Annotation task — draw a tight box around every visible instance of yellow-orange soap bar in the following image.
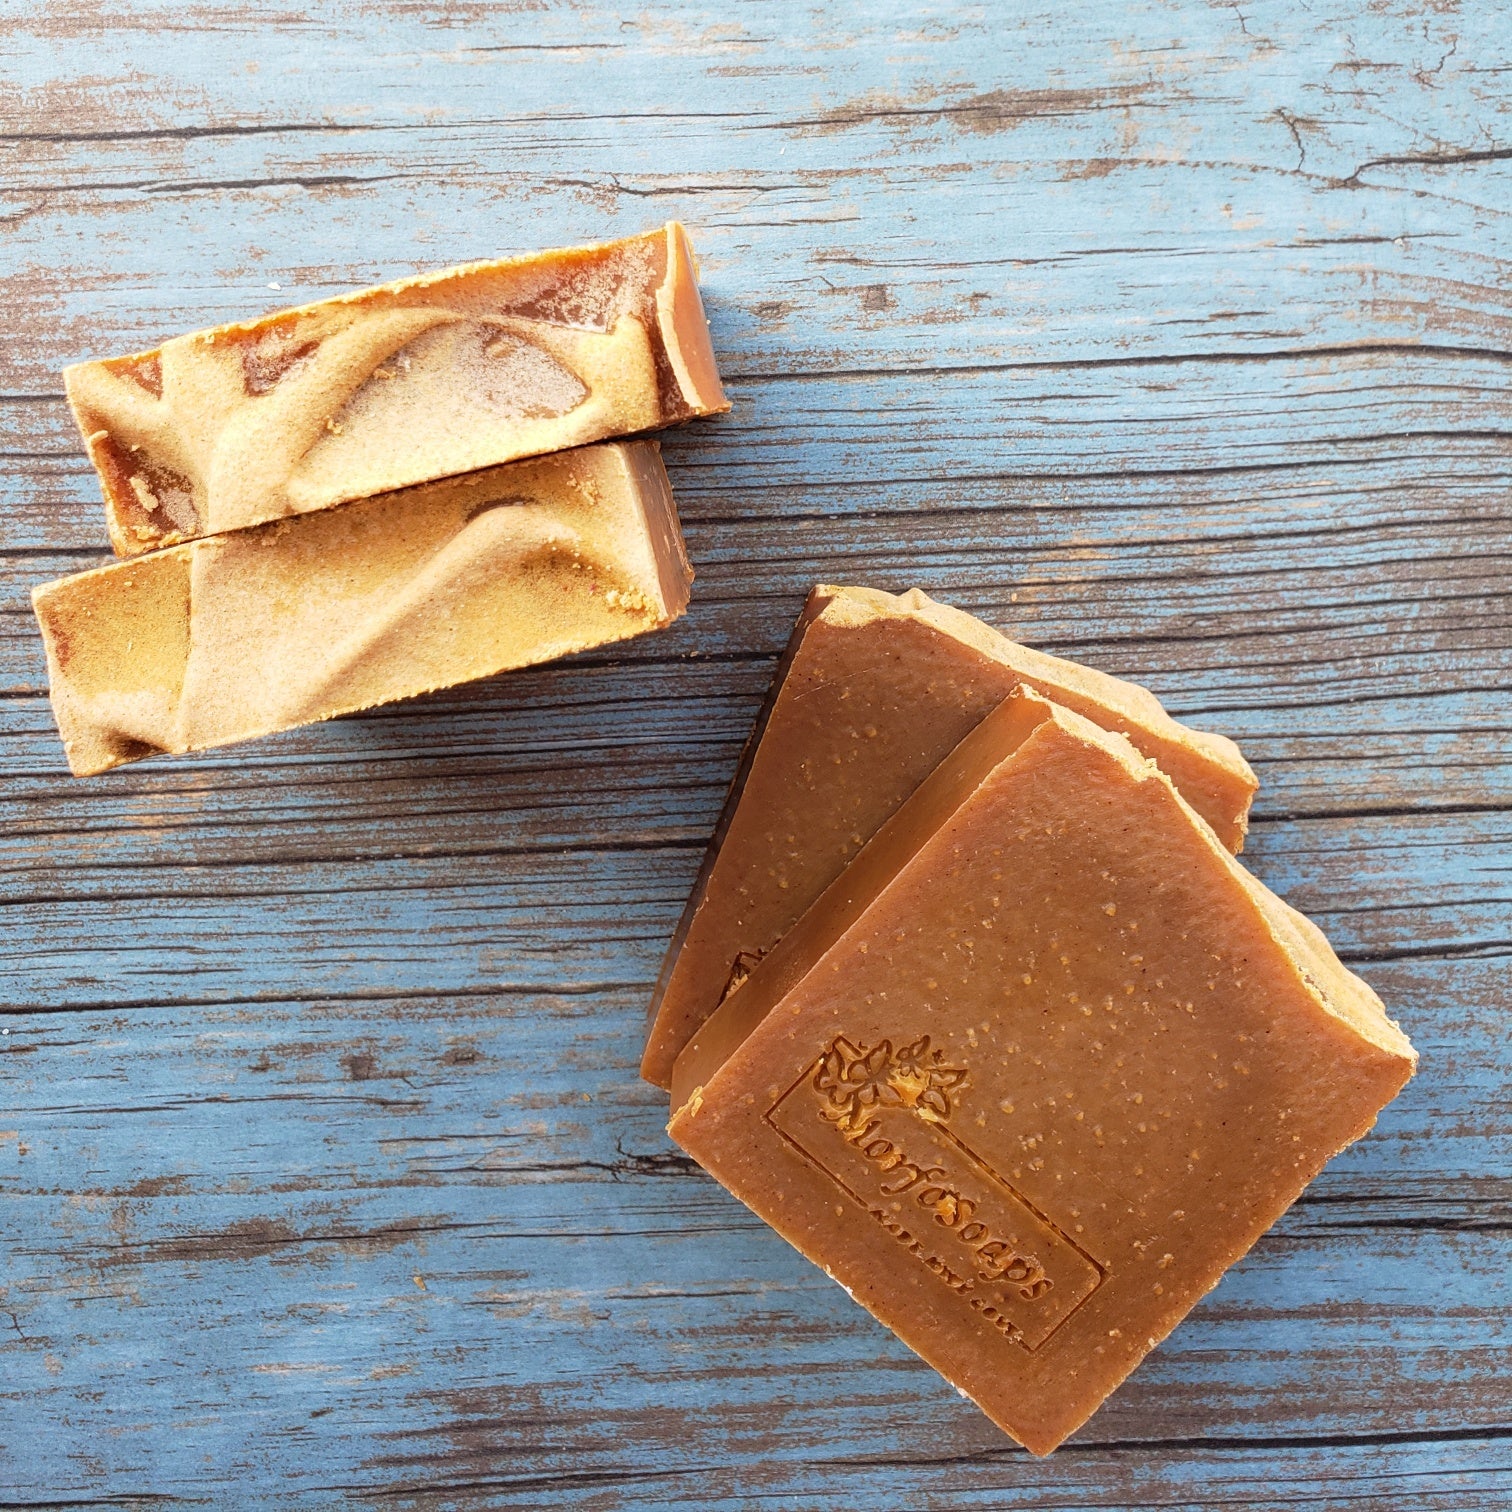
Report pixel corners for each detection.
[64,223,727,556]
[669,691,1415,1454]
[33,441,691,776]
[641,583,1258,1088]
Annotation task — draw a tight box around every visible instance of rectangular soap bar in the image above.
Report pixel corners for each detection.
[64,222,727,557]
[32,440,692,776]
[641,584,1258,1088]
[668,690,1415,1455]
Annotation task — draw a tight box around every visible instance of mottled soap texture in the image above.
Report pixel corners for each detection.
[64,223,725,555]
[1,0,1508,1507]
[33,442,692,774]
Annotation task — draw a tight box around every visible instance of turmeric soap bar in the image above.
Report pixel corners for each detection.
[33,441,692,776]
[64,223,727,557]
[640,584,1258,1088]
[669,691,1415,1455]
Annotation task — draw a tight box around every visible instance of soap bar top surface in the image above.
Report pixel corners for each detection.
[32,440,692,777]
[668,692,1414,1455]
[64,222,727,557]
[640,583,1259,1088]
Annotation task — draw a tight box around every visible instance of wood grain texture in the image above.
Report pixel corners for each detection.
[1,1,1508,1506]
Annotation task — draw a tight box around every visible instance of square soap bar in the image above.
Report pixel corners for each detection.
[33,440,692,776]
[641,583,1258,1088]
[668,691,1415,1454]
[64,223,727,556]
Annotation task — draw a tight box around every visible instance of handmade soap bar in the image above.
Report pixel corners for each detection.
[668,691,1415,1455]
[641,584,1258,1088]
[33,441,692,776]
[65,222,727,557]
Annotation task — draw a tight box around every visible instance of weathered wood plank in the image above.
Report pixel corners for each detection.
[0,977,1506,1503]
[12,370,1512,543]
[1,684,1508,881]
[3,2,1511,370]
[0,807,1504,994]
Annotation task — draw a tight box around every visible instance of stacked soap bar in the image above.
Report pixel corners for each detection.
[642,583,1259,1088]
[36,224,725,773]
[35,442,690,776]
[64,223,726,556]
[650,586,1415,1454]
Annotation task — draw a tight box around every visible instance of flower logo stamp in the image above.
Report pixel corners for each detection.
[813,1035,968,1129]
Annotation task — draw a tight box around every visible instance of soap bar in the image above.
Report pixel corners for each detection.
[668,691,1415,1455]
[64,222,727,557]
[641,584,1258,1088]
[32,440,692,776]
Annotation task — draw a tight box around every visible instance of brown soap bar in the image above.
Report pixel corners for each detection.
[65,222,727,557]
[641,584,1258,1088]
[668,691,1415,1455]
[32,440,691,776]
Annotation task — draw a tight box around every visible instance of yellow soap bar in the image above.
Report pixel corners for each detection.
[64,223,727,556]
[33,441,692,776]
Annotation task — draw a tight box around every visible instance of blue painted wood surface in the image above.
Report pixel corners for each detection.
[1,2,1508,1505]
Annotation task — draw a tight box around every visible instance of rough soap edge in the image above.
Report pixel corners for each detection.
[639,585,838,1088]
[616,439,695,621]
[657,223,731,416]
[62,224,686,361]
[817,583,1258,848]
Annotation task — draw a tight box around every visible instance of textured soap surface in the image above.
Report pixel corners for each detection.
[33,441,692,776]
[668,692,1415,1455]
[64,223,727,556]
[641,583,1259,1088]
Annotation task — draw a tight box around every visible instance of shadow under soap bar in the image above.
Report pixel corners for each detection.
[641,583,1259,1088]
[65,222,727,556]
[33,440,692,776]
[668,691,1415,1454]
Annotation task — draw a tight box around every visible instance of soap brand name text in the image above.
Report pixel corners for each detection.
[822,1095,1053,1300]
[767,1034,1105,1351]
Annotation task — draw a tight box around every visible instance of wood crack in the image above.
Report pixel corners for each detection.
[724,339,1512,384]
[835,1421,1512,1469]
[1345,145,1512,186]
[0,982,651,1016]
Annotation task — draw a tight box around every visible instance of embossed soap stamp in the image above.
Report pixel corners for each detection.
[767,1034,1106,1350]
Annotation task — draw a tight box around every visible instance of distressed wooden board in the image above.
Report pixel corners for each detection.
[1,1,1508,1506]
